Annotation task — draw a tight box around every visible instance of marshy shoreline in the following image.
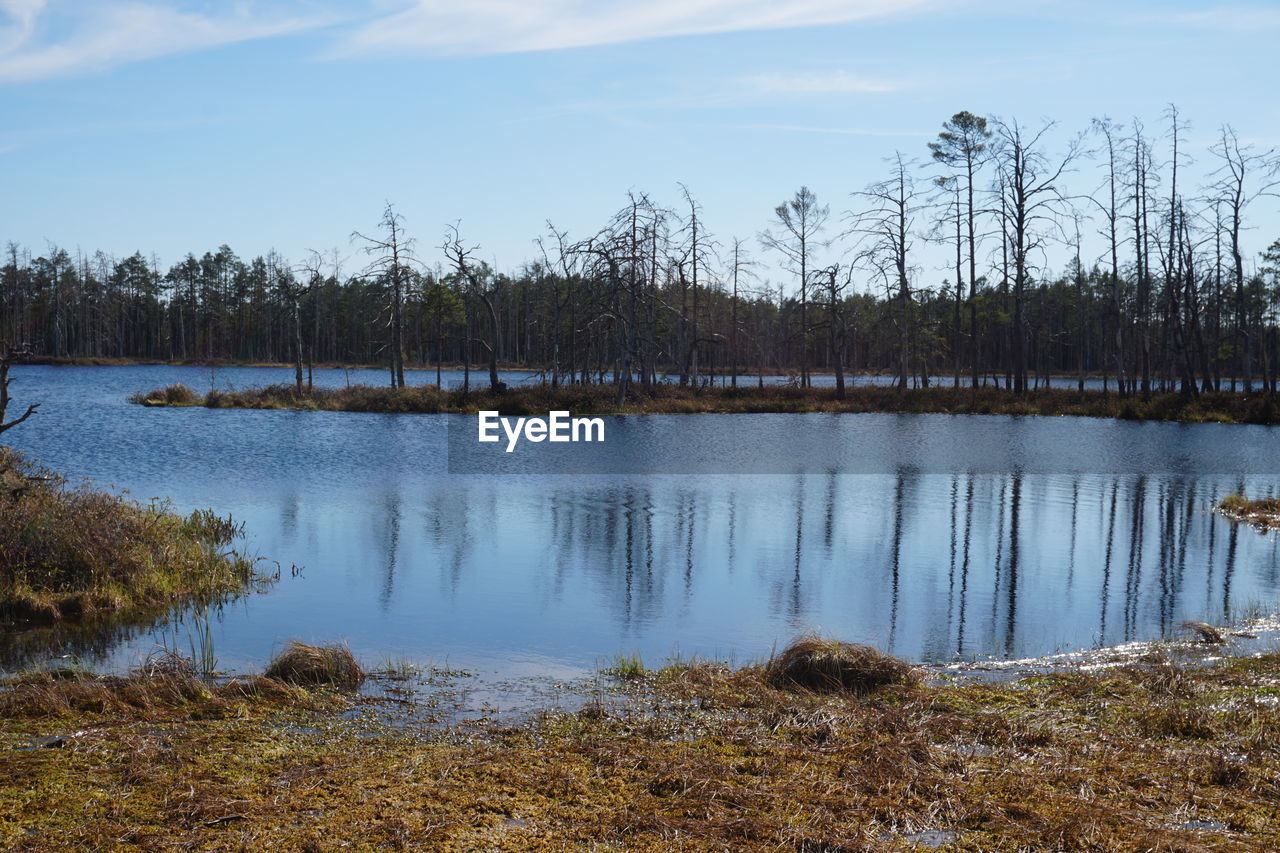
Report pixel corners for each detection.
[131,381,1280,424]
[2,628,1278,851]
[0,449,268,627]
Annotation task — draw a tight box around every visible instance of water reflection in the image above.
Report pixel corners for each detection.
[4,366,1280,677]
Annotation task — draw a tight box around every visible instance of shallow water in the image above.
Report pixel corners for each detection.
[4,364,1280,681]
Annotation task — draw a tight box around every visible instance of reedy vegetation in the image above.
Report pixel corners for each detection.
[2,109,1279,401]
[0,449,259,624]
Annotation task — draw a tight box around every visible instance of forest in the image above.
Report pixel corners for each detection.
[3,110,1279,402]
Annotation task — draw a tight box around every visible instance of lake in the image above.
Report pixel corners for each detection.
[4,364,1280,681]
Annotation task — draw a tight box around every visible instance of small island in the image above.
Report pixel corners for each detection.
[130,380,1280,424]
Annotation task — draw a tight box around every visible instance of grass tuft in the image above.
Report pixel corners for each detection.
[765,633,919,695]
[606,652,647,681]
[128,383,199,406]
[264,641,365,691]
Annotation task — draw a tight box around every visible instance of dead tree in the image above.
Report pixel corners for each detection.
[353,203,416,388]
[1089,117,1128,396]
[851,156,920,389]
[761,187,828,388]
[1210,125,1280,394]
[992,119,1080,394]
[1,342,38,437]
[443,223,503,393]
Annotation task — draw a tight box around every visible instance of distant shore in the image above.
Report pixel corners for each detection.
[18,355,1183,382]
[127,381,1280,424]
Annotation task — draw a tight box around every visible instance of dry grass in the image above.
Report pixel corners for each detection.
[264,641,365,691]
[0,449,259,624]
[129,383,199,406]
[129,381,1280,423]
[1216,494,1280,529]
[1181,621,1228,644]
[2,648,1279,850]
[0,665,316,721]
[765,633,920,694]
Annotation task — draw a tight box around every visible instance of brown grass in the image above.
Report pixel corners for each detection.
[128,383,198,406]
[1181,621,1227,644]
[264,641,365,691]
[765,633,920,694]
[1216,494,1280,529]
[0,449,259,624]
[2,649,1279,850]
[128,381,1280,423]
[0,665,315,720]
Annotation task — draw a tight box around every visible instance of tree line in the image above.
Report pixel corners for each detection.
[3,108,1279,401]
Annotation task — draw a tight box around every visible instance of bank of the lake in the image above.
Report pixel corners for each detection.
[131,381,1280,424]
[2,635,1277,852]
[0,449,264,626]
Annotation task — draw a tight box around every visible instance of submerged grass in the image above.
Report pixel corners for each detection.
[606,652,647,681]
[3,637,1279,850]
[129,381,1280,423]
[0,449,262,625]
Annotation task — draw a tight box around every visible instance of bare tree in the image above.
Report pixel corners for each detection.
[1089,117,1128,396]
[851,155,920,389]
[820,263,855,398]
[443,223,503,393]
[353,203,416,388]
[0,342,38,437]
[761,186,828,388]
[1210,125,1280,393]
[727,237,757,388]
[992,119,1081,394]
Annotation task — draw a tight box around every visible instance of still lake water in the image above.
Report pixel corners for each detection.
[4,364,1280,679]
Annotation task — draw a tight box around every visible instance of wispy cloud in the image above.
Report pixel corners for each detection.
[1136,4,1280,31]
[339,0,938,56]
[0,1,335,84]
[740,70,899,95]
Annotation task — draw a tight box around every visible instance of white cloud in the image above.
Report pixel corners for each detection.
[1158,5,1280,31]
[740,70,899,95]
[340,0,937,56]
[0,1,333,84]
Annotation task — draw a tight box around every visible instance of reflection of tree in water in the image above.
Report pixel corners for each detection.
[377,490,402,612]
[544,484,668,631]
[422,488,473,599]
[43,471,1258,671]
[520,471,1252,661]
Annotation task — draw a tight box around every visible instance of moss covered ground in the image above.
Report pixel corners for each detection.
[2,646,1278,851]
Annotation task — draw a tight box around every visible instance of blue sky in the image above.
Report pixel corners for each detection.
[1,0,1278,288]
